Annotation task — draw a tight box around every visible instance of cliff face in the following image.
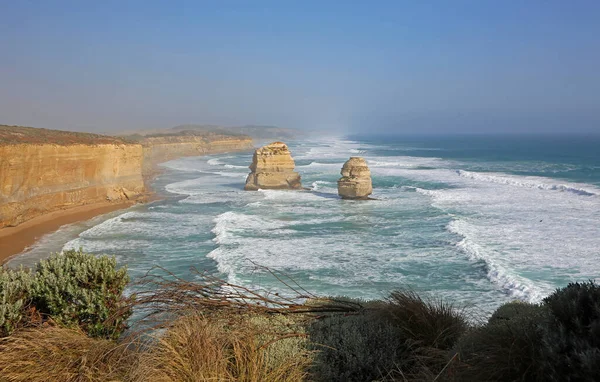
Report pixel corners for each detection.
[0,143,145,228]
[0,125,254,229]
[141,135,254,175]
[244,142,302,191]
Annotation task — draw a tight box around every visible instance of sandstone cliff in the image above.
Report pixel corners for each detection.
[0,141,145,228]
[141,134,254,175]
[0,125,254,229]
[244,142,302,191]
[337,157,373,199]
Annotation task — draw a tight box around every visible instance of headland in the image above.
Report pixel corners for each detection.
[0,124,265,262]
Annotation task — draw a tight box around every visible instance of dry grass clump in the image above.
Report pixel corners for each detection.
[380,290,469,379]
[131,313,311,382]
[0,313,312,382]
[0,325,136,382]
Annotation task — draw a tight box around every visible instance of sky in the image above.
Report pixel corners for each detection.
[1,1,599,135]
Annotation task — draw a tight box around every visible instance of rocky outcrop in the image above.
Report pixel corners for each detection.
[0,143,145,228]
[244,142,302,191]
[337,157,373,199]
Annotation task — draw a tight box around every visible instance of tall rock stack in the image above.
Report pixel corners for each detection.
[337,157,373,199]
[244,142,302,191]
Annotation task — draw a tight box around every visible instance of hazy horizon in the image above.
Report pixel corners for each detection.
[1,1,599,135]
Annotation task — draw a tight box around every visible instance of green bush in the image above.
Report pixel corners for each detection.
[458,284,600,381]
[539,281,600,380]
[0,250,131,339]
[30,249,131,339]
[308,310,404,382]
[306,292,468,381]
[488,300,545,324]
[0,267,34,336]
[457,301,548,381]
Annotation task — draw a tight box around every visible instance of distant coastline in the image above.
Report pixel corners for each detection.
[0,124,278,263]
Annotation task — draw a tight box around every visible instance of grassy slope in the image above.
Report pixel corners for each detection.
[0,125,129,146]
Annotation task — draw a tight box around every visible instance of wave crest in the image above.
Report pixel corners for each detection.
[456,170,597,196]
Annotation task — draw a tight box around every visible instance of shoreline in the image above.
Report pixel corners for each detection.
[0,201,139,264]
[0,146,255,265]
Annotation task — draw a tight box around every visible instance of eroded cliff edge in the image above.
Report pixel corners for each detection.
[0,126,146,228]
[0,126,254,229]
[139,133,254,177]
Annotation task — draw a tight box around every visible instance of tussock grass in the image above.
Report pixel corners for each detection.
[377,290,469,380]
[0,325,136,382]
[383,290,469,350]
[131,313,311,382]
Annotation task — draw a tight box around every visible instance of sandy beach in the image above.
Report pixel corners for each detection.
[0,201,137,264]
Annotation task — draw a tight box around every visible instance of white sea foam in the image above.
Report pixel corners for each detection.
[447,220,547,302]
[212,171,247,178]
[211,211,290,246]
[311,180,336,192]
[165,178,205,195]
[207,158,224,166]
[409,168,600,301]
[297,161,343,170]
[259,189,327,202]
[456,170,598,196]
[180,192,237,205]
[368,157,446,168]
[72,211,211,241]
[225,164,247,169]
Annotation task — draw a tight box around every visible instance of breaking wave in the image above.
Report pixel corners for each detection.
[456,170,598,196]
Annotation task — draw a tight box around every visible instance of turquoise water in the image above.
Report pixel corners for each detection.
[10,135,600,314]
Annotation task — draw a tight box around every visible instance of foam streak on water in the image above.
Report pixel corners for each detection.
[8,136,600,313]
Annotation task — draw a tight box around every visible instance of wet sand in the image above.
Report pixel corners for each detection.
[0,201,137,264]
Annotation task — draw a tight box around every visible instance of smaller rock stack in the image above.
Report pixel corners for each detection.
[244,142,302,191]
[337,157,373,199]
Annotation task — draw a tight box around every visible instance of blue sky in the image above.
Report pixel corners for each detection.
[1,1,599,134]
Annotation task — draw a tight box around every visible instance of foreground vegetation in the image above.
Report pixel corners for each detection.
[1,250,599,381]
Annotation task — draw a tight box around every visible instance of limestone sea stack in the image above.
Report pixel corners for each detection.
[244,142,302,191]
[337,157,373,199]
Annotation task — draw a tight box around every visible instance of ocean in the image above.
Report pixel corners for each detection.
[9,134,600,314]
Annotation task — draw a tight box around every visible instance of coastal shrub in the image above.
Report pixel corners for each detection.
[458,283,600,381]
[488,300,545,324]
[308,309,405,382]
[456,301,548,381]
[29,249,132,339]
[307,292,468,381]
[131,312,311,382]
[538,281,600,380]
[0,326,136,382]
[0,267,34,336]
